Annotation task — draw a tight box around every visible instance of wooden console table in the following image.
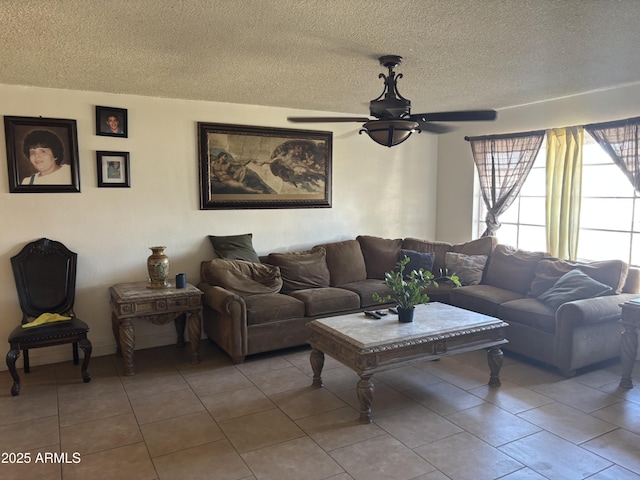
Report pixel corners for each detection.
[109,281,203,375]
[620,300,640,388]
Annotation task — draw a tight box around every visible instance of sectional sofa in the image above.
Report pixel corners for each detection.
[198,234,639,376]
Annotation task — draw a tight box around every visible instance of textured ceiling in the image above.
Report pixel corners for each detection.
[2,0,640,117]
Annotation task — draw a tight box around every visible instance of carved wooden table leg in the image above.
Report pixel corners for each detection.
[119,318,136,376]
[619,318,639,389]
[488,346,503,387]
[79,337,92,383]
[310,348,325,388]
[174,314,186,348]
[187,309,201,364]
[111,313,122,357]
[357,374,375,424]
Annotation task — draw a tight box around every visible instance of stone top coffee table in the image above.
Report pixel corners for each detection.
[307,302,509,423]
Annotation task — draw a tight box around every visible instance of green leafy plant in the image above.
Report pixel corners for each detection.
[373,256,461,309]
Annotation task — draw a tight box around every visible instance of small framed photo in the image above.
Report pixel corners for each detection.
[96,106,128,137]
[4,116,81,193]
[96,151,130,187]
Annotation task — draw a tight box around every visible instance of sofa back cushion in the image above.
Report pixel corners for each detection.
[445,252,488,286]
[537,269,612,310]
[266,247,330,293]
[401,238,453,276]
[357,235,402,279]
[529,257,629,297]
[201,258,282,295]
[316,239,367,286]
[484,244,548,294]
[451,236,498,257]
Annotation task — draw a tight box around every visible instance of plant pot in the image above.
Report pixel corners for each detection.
[397,306,415,323]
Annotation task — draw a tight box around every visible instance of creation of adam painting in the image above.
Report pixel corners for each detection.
[198,123,332,209]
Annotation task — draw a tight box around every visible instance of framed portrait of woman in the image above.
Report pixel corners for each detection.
[4,116,81,193]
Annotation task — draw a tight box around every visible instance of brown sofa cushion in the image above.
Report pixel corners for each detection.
[529,257,629,297]
[245,293,305,326]
[201,258,282,295]
[357,235,403,279]
[484,245,548,295]
[316,239,367,287]
[444,252,487,286]
[451,236,498,256]
[289,287,360,316]
[208,233,260,263]
[267,247,330,293]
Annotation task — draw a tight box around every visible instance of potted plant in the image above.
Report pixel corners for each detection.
[373,255,461,323]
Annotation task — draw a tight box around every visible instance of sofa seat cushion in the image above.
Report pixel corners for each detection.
[357,235,402,279]
[498,298,556,334]
[289,287,360,316]
[484,245,548,295]
[316,239,367,287]
[340,279,394,308]
[266,247,330,293]
[450,284,525,317]
[245,293,305,326]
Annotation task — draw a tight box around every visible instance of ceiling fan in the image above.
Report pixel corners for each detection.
[288,55,497,147]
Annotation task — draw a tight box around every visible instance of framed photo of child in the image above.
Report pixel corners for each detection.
[96,106,128,138]
[96,151,130,187]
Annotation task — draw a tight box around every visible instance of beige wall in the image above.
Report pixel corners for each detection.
[436,82,640,244]
[0,84,439,369]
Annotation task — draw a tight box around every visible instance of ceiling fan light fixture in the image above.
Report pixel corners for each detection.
[360,120,421,147]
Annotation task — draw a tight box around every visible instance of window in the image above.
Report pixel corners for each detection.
[476,134,640,267]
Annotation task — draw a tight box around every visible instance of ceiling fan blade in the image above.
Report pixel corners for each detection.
[417,122,457,134]
[410,110,497,122]
[287,116,371,123]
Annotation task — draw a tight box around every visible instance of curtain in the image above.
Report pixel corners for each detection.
[466,131,545,237]
[546,126,583,260]
[585,116,640,192]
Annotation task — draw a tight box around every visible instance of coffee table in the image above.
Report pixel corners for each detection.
[307,302,509,423]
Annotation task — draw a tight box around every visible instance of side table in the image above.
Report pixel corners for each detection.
[620,300,640,388]
[109,281,203,375]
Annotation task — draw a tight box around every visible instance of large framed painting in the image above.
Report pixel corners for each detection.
[198,123,332,209]
[4,116,81,193]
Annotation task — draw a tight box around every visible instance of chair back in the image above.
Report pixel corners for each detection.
[11,238,77,322]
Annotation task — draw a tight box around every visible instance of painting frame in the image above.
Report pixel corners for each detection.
[96,150,130,188]
[198,122,332,210]
[4,116,81,193]
[95,105,128,138]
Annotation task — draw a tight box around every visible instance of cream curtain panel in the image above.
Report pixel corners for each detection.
[546,126,583,260]
[585,116,640,192]
[467,131,545,237]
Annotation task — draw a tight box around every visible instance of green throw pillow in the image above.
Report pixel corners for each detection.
[538,269,612,310]
[208,233,260,263]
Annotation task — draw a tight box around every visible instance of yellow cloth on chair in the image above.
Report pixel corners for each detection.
[22,313,72,329]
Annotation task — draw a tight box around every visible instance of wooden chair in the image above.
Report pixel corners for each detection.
[6,238,91,396]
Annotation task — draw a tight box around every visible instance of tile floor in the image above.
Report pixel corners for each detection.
[1,341,639,480]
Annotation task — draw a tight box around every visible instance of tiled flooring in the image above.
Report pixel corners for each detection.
[1,341,640,480]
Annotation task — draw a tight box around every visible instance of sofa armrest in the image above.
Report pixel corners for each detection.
[556,293,638,327]
[199,283,243,313]
[198,282,248,363]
